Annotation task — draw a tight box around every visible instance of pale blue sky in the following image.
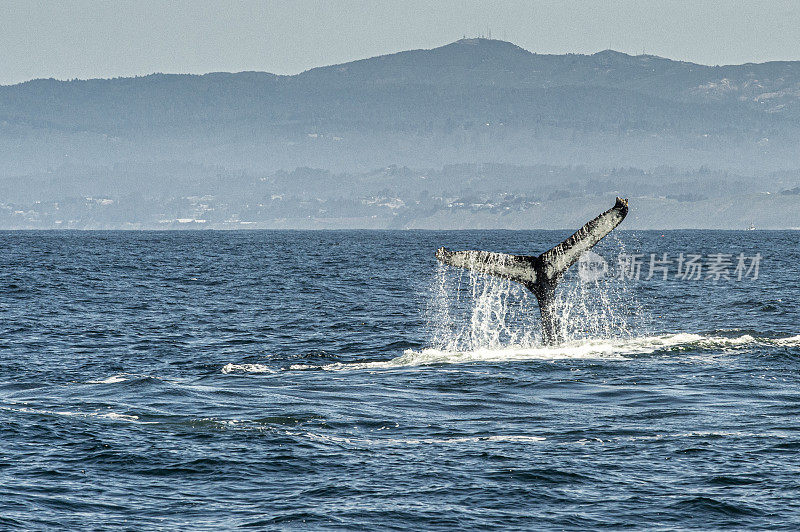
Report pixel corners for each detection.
[2,0,800,85]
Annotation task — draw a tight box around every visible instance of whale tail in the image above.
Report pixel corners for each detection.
[436,197,628,344]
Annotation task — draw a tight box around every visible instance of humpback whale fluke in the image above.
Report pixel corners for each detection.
[436,197,629,345]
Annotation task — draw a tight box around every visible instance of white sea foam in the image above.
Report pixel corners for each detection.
[700,334,755,346]
[101,412,142,422]
[287,332,799,372]
[221,363,275,374]
[290,430,545,447]
[288,364,316,370]
[773,335,800,346]
[1,404,149,424]
[87,374,128,384]
[313,334,689,370]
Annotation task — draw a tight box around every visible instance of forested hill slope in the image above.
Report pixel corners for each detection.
[1,39,799,176]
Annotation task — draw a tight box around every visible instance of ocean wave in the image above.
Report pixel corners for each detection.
[286,332,799,371]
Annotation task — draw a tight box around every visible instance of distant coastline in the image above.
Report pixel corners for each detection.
[2,39,799,230]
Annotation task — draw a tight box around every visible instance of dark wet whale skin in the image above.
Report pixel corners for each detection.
[437,198,629,344]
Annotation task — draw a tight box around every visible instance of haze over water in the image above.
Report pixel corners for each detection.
[2,229,799,529]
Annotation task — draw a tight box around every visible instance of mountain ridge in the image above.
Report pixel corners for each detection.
[1,38,799,195]
[11,37,800,88]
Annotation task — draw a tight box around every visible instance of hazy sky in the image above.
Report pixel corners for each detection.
[2,0,800,85]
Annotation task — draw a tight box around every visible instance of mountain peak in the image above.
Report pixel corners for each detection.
[453,37,519,47]
[298,38,534,83]
[594,49,632,58]
[441,38,531,56]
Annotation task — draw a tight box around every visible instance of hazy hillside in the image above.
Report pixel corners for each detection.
[1,39,799,228]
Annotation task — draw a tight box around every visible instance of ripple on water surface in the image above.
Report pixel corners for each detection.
[1,230,800,529]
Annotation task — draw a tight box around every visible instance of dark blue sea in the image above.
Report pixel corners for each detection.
[2,230,799,530]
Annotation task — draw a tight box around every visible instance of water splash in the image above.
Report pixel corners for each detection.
[426,247,641,350]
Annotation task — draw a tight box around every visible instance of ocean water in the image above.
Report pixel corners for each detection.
[1,230,799,530]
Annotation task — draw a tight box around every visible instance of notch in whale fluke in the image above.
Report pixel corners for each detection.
[436,197,628,345]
